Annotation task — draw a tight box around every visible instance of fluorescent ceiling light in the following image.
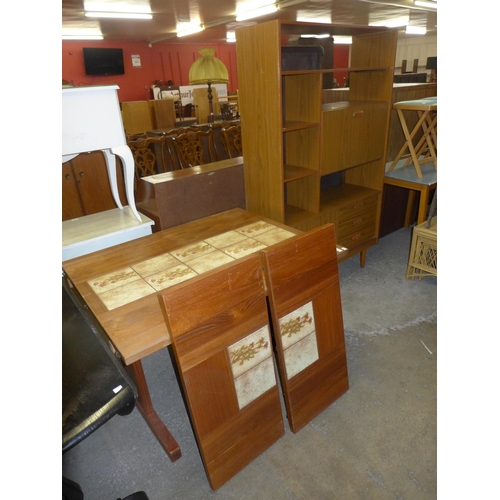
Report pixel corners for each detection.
[414,0,437,8]
[84,2,151,13]
[370,15,409,28]
[177,24,205,37]
[300,33,330,39]
[333,36,352,44]
[85,11,152,19]
[236,4,278,22]
[62,34,104,40]
[297,14,331,24]
[405,25,427,34]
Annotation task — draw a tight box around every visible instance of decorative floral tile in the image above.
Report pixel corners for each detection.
[278,302,316,350]
[221,238,267,259]
[88,267,141,294]
[146,264,198,291]
[283,332,319,380]
[204,230,248,249]
[233,357,277,410]
[253,227,296,246]
[97,280,156,310]
[235,221,276,237]
[131,252,182,277]
[228,326,272,379]
[170,241,216,263]
[186,250,235,274]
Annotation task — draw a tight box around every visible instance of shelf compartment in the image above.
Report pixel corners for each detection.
[284,164,317,183]
[282,73,322,124]
[286,175,320,215]
[320,183,380,211]
[284,183,380,231]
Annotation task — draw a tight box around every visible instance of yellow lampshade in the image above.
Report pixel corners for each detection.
[189,48,229,85]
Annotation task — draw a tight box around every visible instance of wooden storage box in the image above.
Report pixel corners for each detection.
[406,216,437,279]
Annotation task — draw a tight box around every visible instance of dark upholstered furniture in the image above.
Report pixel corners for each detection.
[62,281,138,452]
[63,280,146,499]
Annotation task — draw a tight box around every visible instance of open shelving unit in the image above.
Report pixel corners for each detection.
[236,20,397,265]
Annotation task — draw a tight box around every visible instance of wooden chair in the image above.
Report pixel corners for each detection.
[221,124,243,158]
[170,128,218,169]
[128,135,178,187]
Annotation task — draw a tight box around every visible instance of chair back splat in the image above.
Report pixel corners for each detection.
[171,128,218,169]
[221,124,243,158]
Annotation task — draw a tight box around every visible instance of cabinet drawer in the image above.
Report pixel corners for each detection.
[337,196,378,224]
[337,209,377,239]
[337,224,377,248]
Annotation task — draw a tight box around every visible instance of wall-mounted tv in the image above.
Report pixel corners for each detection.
[83,48,125,76]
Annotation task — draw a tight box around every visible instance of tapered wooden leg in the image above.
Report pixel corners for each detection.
[360,249,367,268]
[127,360,182,462]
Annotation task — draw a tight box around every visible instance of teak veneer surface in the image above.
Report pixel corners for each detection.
[160,255,284,490]
[62,209,301,365]
[261,223,349,432]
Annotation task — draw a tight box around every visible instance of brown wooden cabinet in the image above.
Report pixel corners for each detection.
[236,20,397,265]
[62,151,127,221]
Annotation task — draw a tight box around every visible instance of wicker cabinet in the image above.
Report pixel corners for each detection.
[236,20,397,265]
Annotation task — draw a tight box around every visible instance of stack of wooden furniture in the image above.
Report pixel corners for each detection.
[121,99,176,135]
[236,20,397,267]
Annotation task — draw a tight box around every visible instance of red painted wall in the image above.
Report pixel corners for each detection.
[62,40,239,102]
[62,40,349,102]
[333,45,350,87]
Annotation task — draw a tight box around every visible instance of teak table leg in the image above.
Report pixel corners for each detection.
[127,360,182,462]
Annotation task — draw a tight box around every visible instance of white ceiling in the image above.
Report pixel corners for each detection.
[62,0,438,44]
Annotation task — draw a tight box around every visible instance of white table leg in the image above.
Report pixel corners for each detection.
[109,146,142,222]
[102,149,124,210]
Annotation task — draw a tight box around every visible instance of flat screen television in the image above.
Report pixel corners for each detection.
[83,48,125,76]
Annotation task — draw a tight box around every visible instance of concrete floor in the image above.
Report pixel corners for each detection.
[62,227,437,499]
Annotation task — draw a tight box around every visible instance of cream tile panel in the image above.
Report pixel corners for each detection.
[146,264,198,291]
[253,227,297,246]
[228,326,272,379]
[131,253,182,277]
[204,230,248,249]
[235,221,277,237]
[187,250,235,274]
[88,267,141,294]
[233,357,276,410]
[98,280,156,310]
[170,241,216,263]
[283,333,319,380]
[221,238,267,259]
[279,302,316,350]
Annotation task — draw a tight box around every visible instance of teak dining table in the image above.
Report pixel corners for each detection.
[62,208,317,461]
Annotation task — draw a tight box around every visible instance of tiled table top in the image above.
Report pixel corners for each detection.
[63,210,306,364]
[88,221,296,311]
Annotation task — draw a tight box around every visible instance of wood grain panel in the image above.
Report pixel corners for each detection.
[261,223,348,433]
[159,254,284,490]
[236,20,284,222]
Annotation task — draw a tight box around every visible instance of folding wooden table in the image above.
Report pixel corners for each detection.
[388,96,437,179]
